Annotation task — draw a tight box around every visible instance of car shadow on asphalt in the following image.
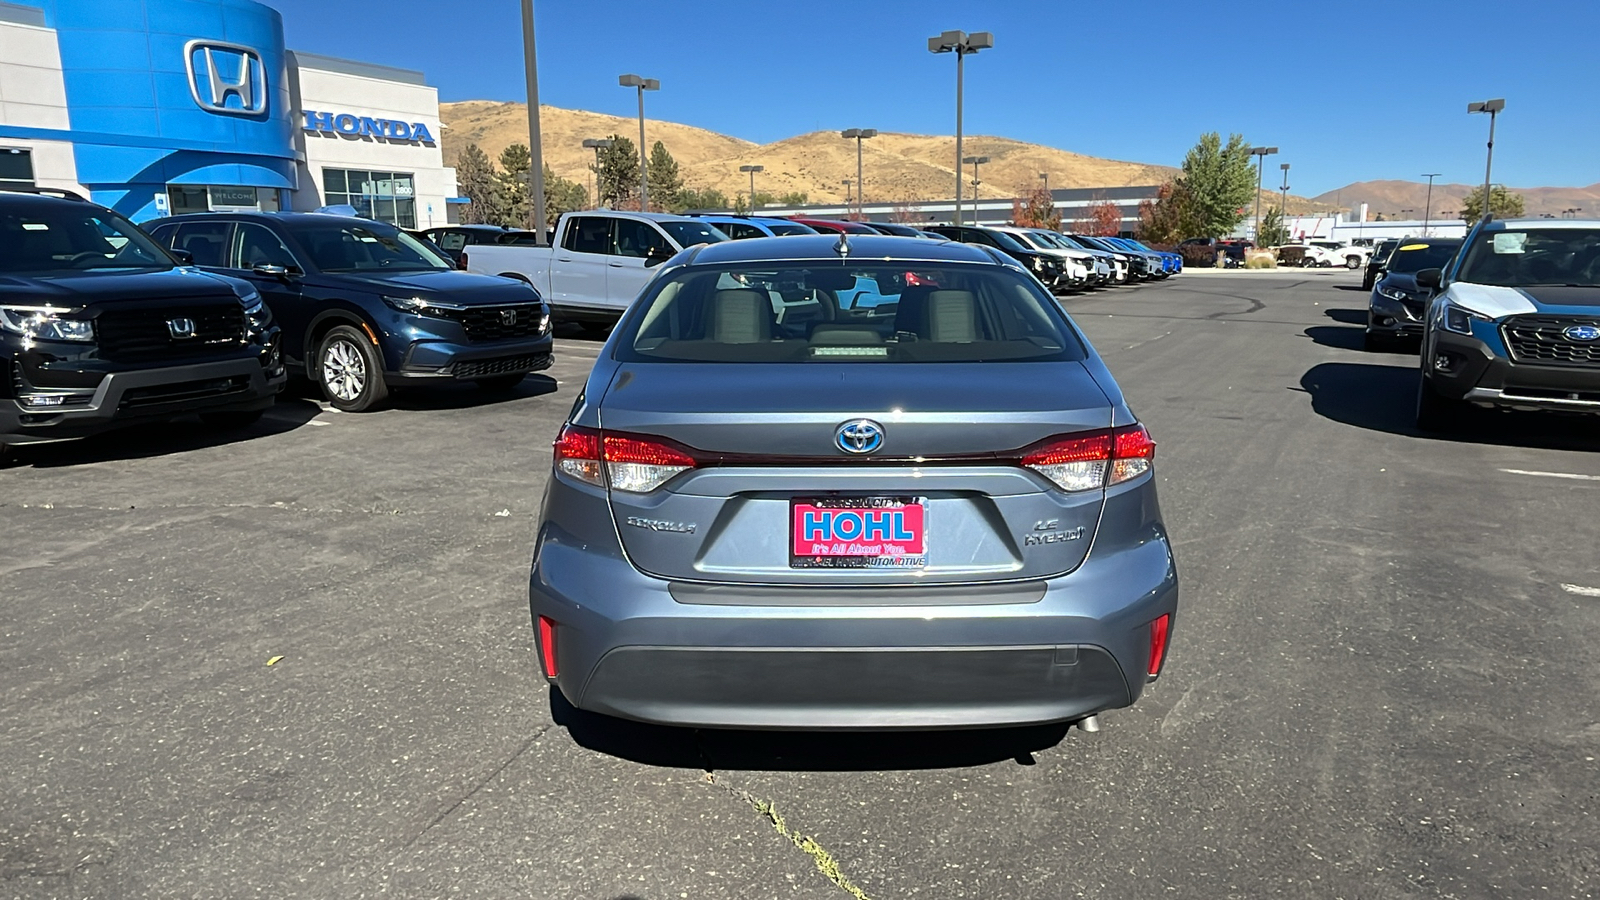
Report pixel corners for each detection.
[1323,308,1368,325]
[551,689,1071,771]
[2,398,324,469]
[386,374,560,411]
[1330,284,1369,292]
[1297,361,1600,450]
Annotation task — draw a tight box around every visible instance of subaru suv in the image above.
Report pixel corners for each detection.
[530,234,1179,730]
[148,212,552,411]
[1,190,283,456]
[1416,219,1600,429]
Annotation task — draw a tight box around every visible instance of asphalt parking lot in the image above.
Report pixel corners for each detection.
[3,272,1598,899]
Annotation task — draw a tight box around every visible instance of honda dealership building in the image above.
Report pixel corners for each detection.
[0,0,461,226]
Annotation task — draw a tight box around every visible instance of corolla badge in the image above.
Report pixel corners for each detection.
[835,419,884,455]
[1562,324,1600,342]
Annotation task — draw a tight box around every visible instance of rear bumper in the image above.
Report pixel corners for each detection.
[529,479,1178,730]
[0,356,283,445]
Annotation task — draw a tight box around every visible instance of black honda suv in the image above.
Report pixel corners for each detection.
[147,212,553,412]
[1,189,284,456]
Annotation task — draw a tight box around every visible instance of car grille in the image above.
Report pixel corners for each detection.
[118,375,250,409]
[1503,315,1600,367]
[452,353,550,379]
[97,303,247,362]
[422,303,544,342]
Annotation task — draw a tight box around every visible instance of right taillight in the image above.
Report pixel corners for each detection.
[1147,613,1171,681]
[552,423,698,493]
[1020,423,1156,492]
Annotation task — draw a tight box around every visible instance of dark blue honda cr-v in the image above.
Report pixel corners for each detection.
[147,212,552,411]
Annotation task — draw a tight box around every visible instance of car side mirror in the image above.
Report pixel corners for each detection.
[1415,268,1443,289]
[644,246,673,267]
[169,248,194,265]
[252,263,300,280]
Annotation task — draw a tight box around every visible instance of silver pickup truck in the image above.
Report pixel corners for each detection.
[462,210,727,324]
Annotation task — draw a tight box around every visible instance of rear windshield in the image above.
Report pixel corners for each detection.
[617,262,1086,364]
[1386,240,1462,274]
[659,221,730,248]
[1455,228,1600,287]
[0,204,173,274]
[765,222,817,236]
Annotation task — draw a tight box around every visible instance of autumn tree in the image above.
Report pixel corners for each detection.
[1459,185,1525,224]
[1137,180,1199,245]
[454,144,500,225]
[1012,185,1061,230]
[1076,198,1123,236]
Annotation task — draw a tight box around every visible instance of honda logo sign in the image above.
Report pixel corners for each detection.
[184,40,266,116]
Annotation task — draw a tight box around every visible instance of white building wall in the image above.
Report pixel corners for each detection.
[290,58,457,228]
[0,19,84,195]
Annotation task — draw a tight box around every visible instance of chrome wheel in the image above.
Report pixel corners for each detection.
[322,338,365,402]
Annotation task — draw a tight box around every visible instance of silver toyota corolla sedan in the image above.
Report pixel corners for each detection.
[529,234,1178,730]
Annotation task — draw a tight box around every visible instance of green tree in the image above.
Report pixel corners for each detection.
[1459,185,1525,224]
[1257,206,1289,247]
[1175,132,1255,238]
[454,144,501,226]
[750,190,775,209]
[543,164,587,227]
[732,192,750,215]
[776,191,809,207]
[677,186,729,211]
[495,143,533,228]
[647,141,684,212]
[595,134,639,209]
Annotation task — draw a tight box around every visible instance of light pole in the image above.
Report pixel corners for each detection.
[841,128,877,219]
[519,0,547,240]
[619,74,659,211]
[928,29,993,226]
[1420,172,1441,236]
[842,179,853,211]
[739,165,764,211]
[582,138,612,207]
[1279,163,1290,239]
[1248,146,1277,241]
[963,155,988,212]
[1039,172,1049,195]
[1467,98,1504,223]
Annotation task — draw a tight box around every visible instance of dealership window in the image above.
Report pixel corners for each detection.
[0,148,34,189]
[165,185,280,214]
[322,169,416,229]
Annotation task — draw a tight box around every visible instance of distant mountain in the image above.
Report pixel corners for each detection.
[439,102,1184,205]
[1314,180,1600,220]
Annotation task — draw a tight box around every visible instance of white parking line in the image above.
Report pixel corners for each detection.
[1561,584,1600,597]
[1498,468,1600,482]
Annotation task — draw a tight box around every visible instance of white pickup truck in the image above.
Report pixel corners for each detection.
[461,210,728,324]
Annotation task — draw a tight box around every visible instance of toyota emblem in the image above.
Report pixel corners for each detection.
[835,419,884,455]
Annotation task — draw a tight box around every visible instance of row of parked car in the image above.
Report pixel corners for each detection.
[1351,219,1600,432]
[450,211,1180,325]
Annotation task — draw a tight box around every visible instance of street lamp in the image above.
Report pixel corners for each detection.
[739,165,764,211]
[840,129,877,219]
[1279,163,1290,239]
[1420,173,1441,236]
[1467,98,1505,223]
[963,155,989,210]
[519,0,547,240]
[582,138,613,207]
[1248,146,1278,241]
[1039,172,1050,195]
[619,74,660,211]
[928,29,993,226]
[842,178,853,209]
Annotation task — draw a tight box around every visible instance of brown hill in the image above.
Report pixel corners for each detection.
[440,101,1331,211]
[1314,179,1600,220]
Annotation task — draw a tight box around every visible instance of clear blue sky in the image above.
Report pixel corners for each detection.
[266,0,1600,196]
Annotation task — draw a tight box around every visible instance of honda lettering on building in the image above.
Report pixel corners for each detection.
[302,111,436,145]
[184,40,267,116]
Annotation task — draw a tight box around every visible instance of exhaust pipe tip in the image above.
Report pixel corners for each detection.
[1075,714,1102,733]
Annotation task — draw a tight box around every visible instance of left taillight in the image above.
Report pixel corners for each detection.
[1147,613,1171,682]
[552,423,697,493]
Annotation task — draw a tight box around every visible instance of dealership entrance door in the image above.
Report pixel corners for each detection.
[167,185,282,213]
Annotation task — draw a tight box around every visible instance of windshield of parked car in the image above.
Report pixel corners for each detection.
[1385,240,1462,274]
[1014,231,1056,250]
[287,220,452,273]
[982,229,1030,252]
[765,222,818,236]
[1373,239,1400,263]
[0,203,173,274]
[1455,228,1600,287]
[618,261,1086,364]
[659,221,730,248]
[1043,233,1089,251]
